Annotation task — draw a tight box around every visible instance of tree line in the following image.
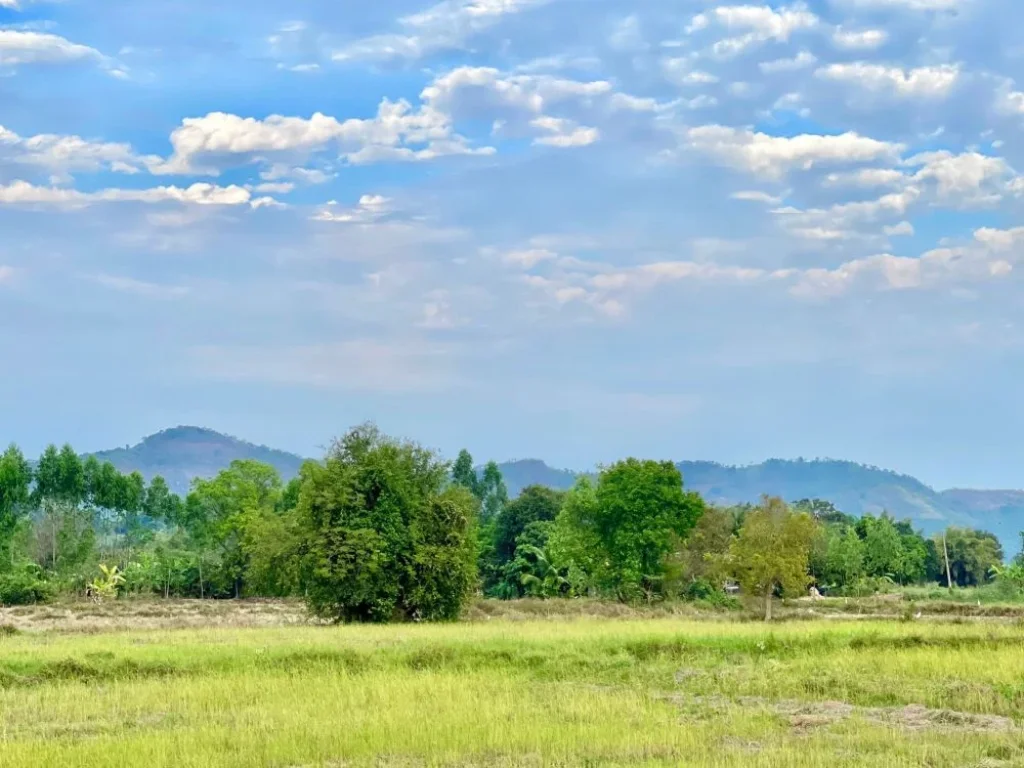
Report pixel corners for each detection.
[0,425,1019,620]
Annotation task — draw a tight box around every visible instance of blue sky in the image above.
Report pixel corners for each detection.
[2,0,1024,489]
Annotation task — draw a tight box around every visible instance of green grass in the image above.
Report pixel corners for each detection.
[2,608,1024,766]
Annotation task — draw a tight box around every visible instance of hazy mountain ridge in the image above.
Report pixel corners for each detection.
[88,426,308,495]
[83,428,1023,554]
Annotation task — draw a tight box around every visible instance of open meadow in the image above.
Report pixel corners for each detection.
[2,600,1024,767]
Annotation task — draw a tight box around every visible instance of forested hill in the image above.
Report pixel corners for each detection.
[84,428,1023,553]
[89,427,307,495]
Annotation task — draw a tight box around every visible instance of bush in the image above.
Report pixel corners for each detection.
[0,565,54,605]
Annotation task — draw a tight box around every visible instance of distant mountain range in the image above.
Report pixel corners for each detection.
[86,427,1024,555]
[90,427,306,496]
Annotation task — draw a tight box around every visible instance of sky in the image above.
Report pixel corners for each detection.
[2,0,1024,489]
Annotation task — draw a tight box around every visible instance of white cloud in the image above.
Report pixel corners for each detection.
[995,83,1024,115]
[705,4,819,57]
[253,182,295,194]
[0,30,101,66]
[731,190,783,204]
[422,66,614,114]
[0,124,161,177]
[662,58,720,85]
[759,50,816,73]
[974,226,1024,250]
[824,168,906,187]
[685,13,709,34]
[816,63,960,98]
[333,0,551,61]
[685,125,902,178]
[158,96,489,175]
[311,194,391,223]
[834,0,963,9]
[884,221,915,236]
[0,180,261,207]
[791,233,1018,299]
[260,164,334,185]
[530,116,599,147]
[906,151,1012,202]
[609,15,646,52]
[501,248,557,268]
[832,27,887,50]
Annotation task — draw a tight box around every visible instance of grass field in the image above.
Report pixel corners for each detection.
[2,602,1024,766]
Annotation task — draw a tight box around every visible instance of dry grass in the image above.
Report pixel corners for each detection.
[1,604,1024,766]
[0,598,312,633]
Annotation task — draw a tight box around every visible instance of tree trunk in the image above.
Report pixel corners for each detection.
[199,561,204,600]
[764,583,774,621]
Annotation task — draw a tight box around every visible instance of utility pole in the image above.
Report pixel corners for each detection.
[942,533,953,590]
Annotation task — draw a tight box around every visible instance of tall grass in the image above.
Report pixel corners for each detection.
[1,618,1023,766]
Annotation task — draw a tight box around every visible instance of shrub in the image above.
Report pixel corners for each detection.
[0,565,54,606]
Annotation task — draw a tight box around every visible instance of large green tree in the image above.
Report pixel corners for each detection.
[494,485,564,564]
[0,445,32,569]
[941,528,1003,587]
[592,459,704,600]
[296,424,477,623]
[450,450,479,497]
[186,459,283,597]
[729,496,816,620]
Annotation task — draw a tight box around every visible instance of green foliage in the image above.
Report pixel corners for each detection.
[941,528,1004,587]
[547,478,608,597]
[296,424,477,623]
[822,526,866,588]
[729,496,816,620]
[403,487,479,621]
[187,459,284,597]
[450,450,479,497]
[592,459,704,600]
[478,461,508,521]
[494,485,564,564]
[0,444,32,568]
[0,563,53,605]
[88,564,126,600]
[667,505,735,592]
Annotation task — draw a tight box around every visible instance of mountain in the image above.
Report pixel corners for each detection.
[83,428,1024,555]
[494,459,581,498]
[90,426,307,495]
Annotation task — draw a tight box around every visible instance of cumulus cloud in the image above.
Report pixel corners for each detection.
[0,180,263,207]
[0,124,161,177]
[815,63,960,98]
[759,50,816,73]
[500,247,557,268]
[824,168,906,187]
[157,98,488,175]
[0,30,102,66]
[884,221,915,236]
[834,0,963,9]
[684,125,902,178]
[905,151,1013,203]
[530,116,599,147]
[698,4,819,57]
[333,0,551,61]
[831,27,888,50]
[311,194,391,223]
[731,190,784,204]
